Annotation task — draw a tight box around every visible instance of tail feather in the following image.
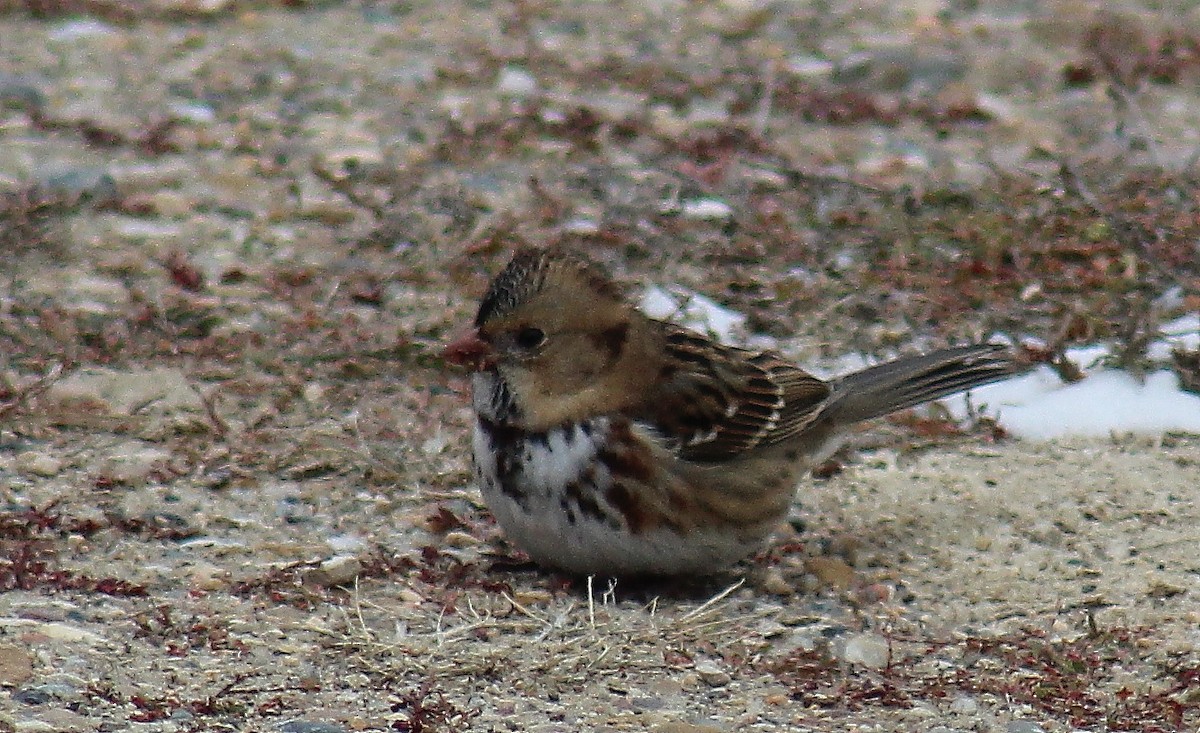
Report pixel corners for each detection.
[823,344,1021,425]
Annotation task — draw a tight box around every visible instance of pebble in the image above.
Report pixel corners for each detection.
[496,66,538,97]
[97,442,172,486]
[48,367,202,416]
[803,557,857,589]
[949,695,978,714]
[1006,722,1045,733]
[442,531,480,548]
[763,691,789,706]
[630,695,668,712]
[11,679,84,709]
[40,169,119,203]
[786,55,835,78]
[12,687,50,705]
[679,198,733,221]
[301,382,325,404]
[304,555,362,588]
[693,661,731,687]
[295,177,358,224]
[840,633,890,669]
[184,561,232,591]
[678,671,702,691]
[0,72,45,108]
[754,619,789,638]
[48,19,115,40]
[756,567,794,595]
[167,100,216,124]
[14,452,62,477]
[111,218,186,241]
[0,645,33,686]
[0,619,108,646]
[145,191,196,218]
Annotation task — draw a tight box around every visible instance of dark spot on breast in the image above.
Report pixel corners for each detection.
[479,416,536,449]
[477,416,540,508]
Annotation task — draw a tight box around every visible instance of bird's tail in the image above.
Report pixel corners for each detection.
[822,343,1022,426]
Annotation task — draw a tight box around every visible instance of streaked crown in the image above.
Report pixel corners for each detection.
[475,246,622,326]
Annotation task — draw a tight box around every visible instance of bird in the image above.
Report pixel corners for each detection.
[443,246,1023,576]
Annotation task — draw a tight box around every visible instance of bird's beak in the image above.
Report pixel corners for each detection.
[442,327,496,371]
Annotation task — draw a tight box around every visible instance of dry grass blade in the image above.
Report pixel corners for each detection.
[678,579,744,624]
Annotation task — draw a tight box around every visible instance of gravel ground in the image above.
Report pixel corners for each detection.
[2,2,1199,732]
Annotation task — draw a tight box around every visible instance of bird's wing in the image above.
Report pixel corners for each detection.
[634,327,831,461]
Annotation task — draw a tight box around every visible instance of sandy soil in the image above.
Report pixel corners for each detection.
[1,1,1198,732]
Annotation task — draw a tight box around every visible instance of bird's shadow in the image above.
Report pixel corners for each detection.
[485,554,757,604]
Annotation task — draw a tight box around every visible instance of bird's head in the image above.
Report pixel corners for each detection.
[444,247,656,429]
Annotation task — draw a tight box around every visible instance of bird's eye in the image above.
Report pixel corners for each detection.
[514,326,546,350]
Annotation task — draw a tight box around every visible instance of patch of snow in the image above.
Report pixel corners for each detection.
[639,285,747,345]
[947,333,1200,440]
[1148,312,1200,359]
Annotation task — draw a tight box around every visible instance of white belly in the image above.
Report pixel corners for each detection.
[472,419,755,575]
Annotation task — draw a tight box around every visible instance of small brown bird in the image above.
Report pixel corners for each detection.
[445,247,1021,575]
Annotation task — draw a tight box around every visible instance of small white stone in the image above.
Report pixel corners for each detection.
[679,198,733,220]
[496,66,538,97]
[49,19,115,40]
[693,661,731,687]
[15,452,62,477]
[48,367,202,416]
[949,695,978,714]
[301,382,325,404]
[305,555,362,588]
[99,442,172,485]
[786,55,835,77]
[0,619,108,646]
[840,633,890,668]
[443,531,480,548]
[561,217,599,235]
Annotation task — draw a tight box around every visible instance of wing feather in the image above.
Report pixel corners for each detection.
[632,326,831,461]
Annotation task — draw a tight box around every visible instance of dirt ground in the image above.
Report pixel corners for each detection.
[2,1,1199,732]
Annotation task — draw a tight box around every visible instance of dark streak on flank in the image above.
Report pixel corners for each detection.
[564,479,617,529]
[596,422,654,484]
[605,483,645,532]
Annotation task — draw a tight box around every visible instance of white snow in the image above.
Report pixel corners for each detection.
[952,365,1200,440]
[945,331,1200,439]
[640,285,748,345]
